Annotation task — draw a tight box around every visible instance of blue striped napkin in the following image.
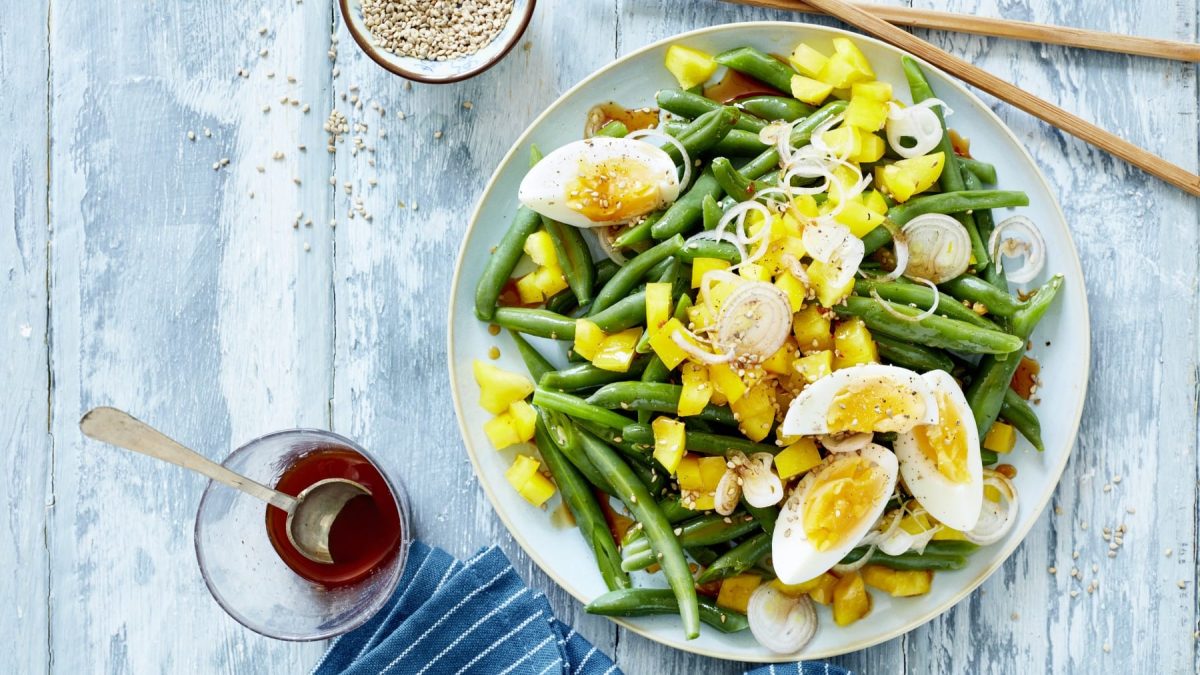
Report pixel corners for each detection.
[314,542,852,675]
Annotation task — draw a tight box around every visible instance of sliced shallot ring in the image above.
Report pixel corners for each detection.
[626,129,693,192]
[988,215,1046,284]
[885,99,953,159]
[670,329,734,365]
[714,467,742,516]
[780,253,811,288]
[747,584,818,655]
[597,226,629,265]
[870,278,939,322]
[714,281,792,360]
[901,213,972,283]
[964,470,1018,545]
[819,432,874,453]
[741,452,785,508]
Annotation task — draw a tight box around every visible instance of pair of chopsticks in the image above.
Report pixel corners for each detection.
[723,0,1200,197]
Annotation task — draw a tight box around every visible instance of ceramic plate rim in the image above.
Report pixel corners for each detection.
[446,21,1091,662]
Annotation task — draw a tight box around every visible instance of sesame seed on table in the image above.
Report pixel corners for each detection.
[0,0,1196,674]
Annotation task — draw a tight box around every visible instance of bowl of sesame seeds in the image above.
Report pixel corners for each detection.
[340,0,534,83]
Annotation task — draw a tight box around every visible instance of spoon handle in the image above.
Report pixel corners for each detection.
[80,407,298,513]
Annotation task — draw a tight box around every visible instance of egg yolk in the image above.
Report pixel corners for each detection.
[802,456,889,551]
[826,377,928,433]
[916,392,969,483]
[565,156,662,223]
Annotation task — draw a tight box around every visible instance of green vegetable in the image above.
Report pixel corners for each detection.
[474,207,541,321]
[622,513,761,571]
[509,330,555,381]
[586,382,738,427]
[540,410,615,495]
[656,89,767,133]
[541,216,596,305]
[737,95,814,122]
[1001,389,1045,452]
[841,540,978,570]
[610,211,663,249]
[873,333,956,373]
[939,274,1025,317]
[853,278,1001,329]
[694,533,771,584]
[539,359,649,392]
[711,157,755,202]
[960,157,997,185]
[834,296,1024,354]
[714,46,797,93]
[533,388,633,429]
[586,589,748,634]
[620,423,779,457]
[492,307,576,340]
[679,239,742,263]
[590,235,684,315]
[588,290,647,333]
[595,120,629,138]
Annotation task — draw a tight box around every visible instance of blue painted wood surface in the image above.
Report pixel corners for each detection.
[1,0,1196,672]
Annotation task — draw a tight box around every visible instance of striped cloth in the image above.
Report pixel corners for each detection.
[314,542,851,675]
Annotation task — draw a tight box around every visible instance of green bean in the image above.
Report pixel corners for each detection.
[539,359,649,392]
[1001,388,1045,452]
[702,193,723,230]
[588,290,647,333]
[509,330,555,381]
[540,409,615,495]
[711,157,754,202]
[586,589,748,634]
[960,158,997,185]
[714,46,797,93]
[541,216,596,305]
[579,430,700,638]
[939,275,1024,317]
[853,279,1001,330]
[981,448,999,466]
[679,239,742,263]
[622,513,760,570]
[889,190,1029,226]
[695,533,771,584]
[902,57,987,268]
[492,307,576,340]
[873,334,956,373]
[737,95,814,122]
[743,501,779,536]
[611,212,663,249]
[658,497,697,524]
[474,207,541,321]
[834,296,1024,354]
[533,388,633,429]
[964,275,1062,436]
[840,541,977,570]
[590,235,684,315]
[664,120,770,157]
[737,100,849,181]
[535,415,629,591]
[574,418,651,458]
[595,120,629,138]
[961,170,1006,290]
[687,546,721,567]
[545,259,619,315]
[669,107,742,163]
[656,89,767,133]
[621,423,780,457]
[586,382,738,426]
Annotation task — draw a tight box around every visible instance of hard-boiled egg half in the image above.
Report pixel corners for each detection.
[892,370,983,532]
[780,363,939,437]
[773,444,899,584]
[518,137,681,228]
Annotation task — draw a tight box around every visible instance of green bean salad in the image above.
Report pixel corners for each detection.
[470,37,1061,653]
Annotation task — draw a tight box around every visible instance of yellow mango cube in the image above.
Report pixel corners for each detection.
[652,417,687,474]
[793,350,833,384]
[698,455,727,491]
[508,400,537,441]
[665,44,718,90]
[833,317,879,369]
[645,282,673,338]
[849,132,886,163]
[862,189,889,215]
[532,265,568,297]
[761,341,796,375]
[876,152,946,203]
[808,259,855,307]
[691,257,730,289]
[772,573,832,597]
[473,360,534,415]
[690,491,716,511]
[790,74,834,106]
[516,471,557,507]
[515,273,545,304]
[775,437,822,479]
[592,327,643,372]
[678,362,713,417]
[709,362,747,404]
[832,570,873,626]
[676,455,703,491]
[738,261,772,283]
[792,304,834,353]
[791,194,820,218]
[687,303,715,333]
[832,37,874,79]
[774,271,807,312]
[834,198,885,238]
[845,93,890,132]
[716,574,762,614]
[984,421,1017,453]
[862,565,933,597]
[648,318,695,370]
[789,43,829,78]
[484,414,522,449]
[807,573,840,605]
[505,454,540,487]
[731,381,775,442]
[932,526,969,541]
[523,230,559,267]
[573,318,606,361]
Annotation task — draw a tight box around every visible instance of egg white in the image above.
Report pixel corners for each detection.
[780,363,939,437]
[773,444,899,584]
[517,136,680,228]
[893,370,983,532]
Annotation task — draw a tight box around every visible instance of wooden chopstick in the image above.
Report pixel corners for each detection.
[797,0,1200,197]
[724,0,1200,62]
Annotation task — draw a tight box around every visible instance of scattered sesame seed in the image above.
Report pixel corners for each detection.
[1102,643,1111,653]
[433,130,443,139]
[1010,612,1019,620]
[262,104,271,113]
[463,100,474,110]
[1178,580,1188,589]
[203,128,212,137]
[187,130,196,141]
[1165,548,1173,557]
[272,151,284,160]
[1048,566,1057,574]
[303,242,311,252]
[256,165,265,173]
[302,104,311,113]
[259,48,268,57]
[258,26,267,35]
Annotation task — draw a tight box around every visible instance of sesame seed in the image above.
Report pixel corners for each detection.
[259,48,268,57]
[303,242,311,252]
[187,130,195,141]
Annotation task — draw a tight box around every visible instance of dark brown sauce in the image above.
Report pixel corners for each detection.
[949,129,972,158]
[595,489,635,544]
[1010,356,1040,400]
[704,69,785,103]
[585,102,659,137]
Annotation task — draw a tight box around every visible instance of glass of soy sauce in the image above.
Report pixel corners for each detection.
[194,429,411,641]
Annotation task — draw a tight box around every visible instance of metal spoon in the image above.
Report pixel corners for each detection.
[79,407,371,565]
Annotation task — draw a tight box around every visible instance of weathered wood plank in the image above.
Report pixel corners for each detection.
[0,1,51,673]
[904,1,1200,674]
[328,0,622,665]
[47,0,333,671]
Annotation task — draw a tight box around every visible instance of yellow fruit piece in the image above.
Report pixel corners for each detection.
[652,416,687,474]
[687,303,715,333]
[678,362,713,417]
[792,304,834,353]
[761,341,796,375]
[832,37,874,79]
[509,400,537,442]
[698,455,727,491]
[834,198,885,238]
[808,259,855,308]
[790,74,834,105]
[645,282,673,338]
[833,317,879,369]
[731,381,775,442]
[832,570,873,626]
[523,230,559,268]
[876,152,946,203]
[691,492,716,510]
[517,471,556,507]
[862,565,933,597]
[677,455,703,491]
[515,273,545,304]
[705,278,738,314]
[709,362,747,404]
[665,44,718,90]
[790,194,820,218]
[854,80,893,101]
[850,132,886,163]
[774,272,807,312]
[984,421,1017,453]
[772,573,833,597]
[789,43,829,78]
[484,414,522,449]
[532,265,568,297]
[845,87,890,131]
[862,189,889,215]
[738,261,772,283]
[574,318,606,361]
[716,574,762,614]
[592,327,643,372]
[648,318,696,370]
[505,454,540,487]
[473,360,534,415]
[807,573,840,605]
[932,526,969,541]
[793,350,833,384]
[691,257,731,289]
[820,126,861,159]
[505,455,556,507]
[774,437,822,479]
[825,163,863,206]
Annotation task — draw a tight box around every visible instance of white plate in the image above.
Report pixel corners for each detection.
[447,22,1090,662]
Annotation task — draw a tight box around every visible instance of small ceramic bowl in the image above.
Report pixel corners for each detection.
[339,0,535,83]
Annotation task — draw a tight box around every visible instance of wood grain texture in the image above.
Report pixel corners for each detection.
[1,0,1196,672]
